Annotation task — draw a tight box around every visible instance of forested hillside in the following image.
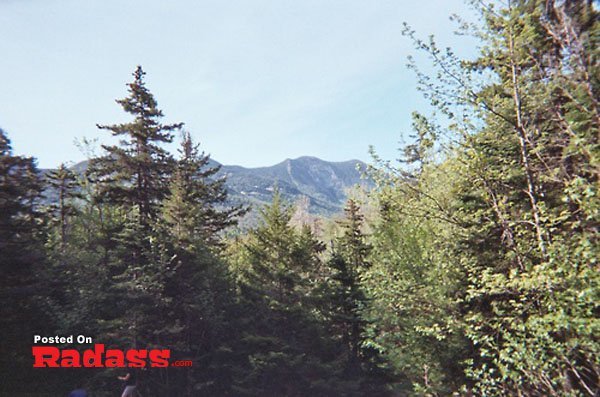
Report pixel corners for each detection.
[0,1,597,396]
[218,156,371,216]
[43,155,370,219]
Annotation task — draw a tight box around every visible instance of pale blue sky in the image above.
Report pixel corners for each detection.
[0,0,477,168]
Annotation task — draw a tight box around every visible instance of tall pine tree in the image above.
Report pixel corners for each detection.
[0,128,50,393]
[89,65,181,232]
[85,66,182,355]
[45,163,81,250]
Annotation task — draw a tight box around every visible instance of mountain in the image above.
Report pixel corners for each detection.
[43,156,371,217]
[219,156,371,216]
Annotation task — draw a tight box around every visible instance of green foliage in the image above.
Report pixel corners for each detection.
[362,160,470,396]
[3,2,598,395]
[229,190,387,396]
[376,0,600,395]
[88,65,181,229]
[45,163,82,249]
[0,128,53,393]
[162,131,246,250]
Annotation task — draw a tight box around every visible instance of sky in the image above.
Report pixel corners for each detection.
[0,0,478,169]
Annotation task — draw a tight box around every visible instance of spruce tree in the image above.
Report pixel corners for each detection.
[151,132,247,394]
[162,131,246,249]
[0,128,48,393]
[89,65,181,231]
[85,66,182,356]
[329,200,371,368]
[0,128,44,279]
[360,166,469,395]
[232,190,357,396]
[45,163,81,249]
[325,199,394,394]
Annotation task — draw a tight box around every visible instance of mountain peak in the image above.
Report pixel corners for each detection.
[220,156,371,216]
[282,156,366,167]
[49,156,371,217]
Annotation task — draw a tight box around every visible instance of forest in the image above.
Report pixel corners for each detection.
[0,1,598,396]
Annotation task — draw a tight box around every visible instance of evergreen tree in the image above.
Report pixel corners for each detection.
[240,189,312,307]
[89,65,181,232]
[149,132,247,395]
[0,128,44,280]
[324,199,391,394]
[162,131,246,249]
[231,190,361,396]
[0,128,50,393]
[45,163,81,250]
[84,66,182,357]
[328,200,371,372]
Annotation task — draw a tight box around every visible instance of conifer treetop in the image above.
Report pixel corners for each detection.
[97,65,183,143]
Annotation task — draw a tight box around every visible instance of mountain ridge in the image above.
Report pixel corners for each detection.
[45,156,372,217]
[215,156,371,216]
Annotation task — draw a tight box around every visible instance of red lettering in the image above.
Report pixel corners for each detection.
[126,349,147,368]
[82,343,105,367]
[32,346,60,367]
[105,349,125,367]
[149,349,171,367]
[32,344,173,368]
[61,349,81,367]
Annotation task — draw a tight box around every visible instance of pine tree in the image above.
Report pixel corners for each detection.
[89,65,181,232]
[45,163,81,249]
[83,66,182,358]
[0,128,49,393]
[328,200,371,369]
[150,132,248,394]
[325,200,400,394]
[0,128,44,279]
[162,131,246,249]
[360,165,470,395]
[241,188,312,307]
[231,189,362,396]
